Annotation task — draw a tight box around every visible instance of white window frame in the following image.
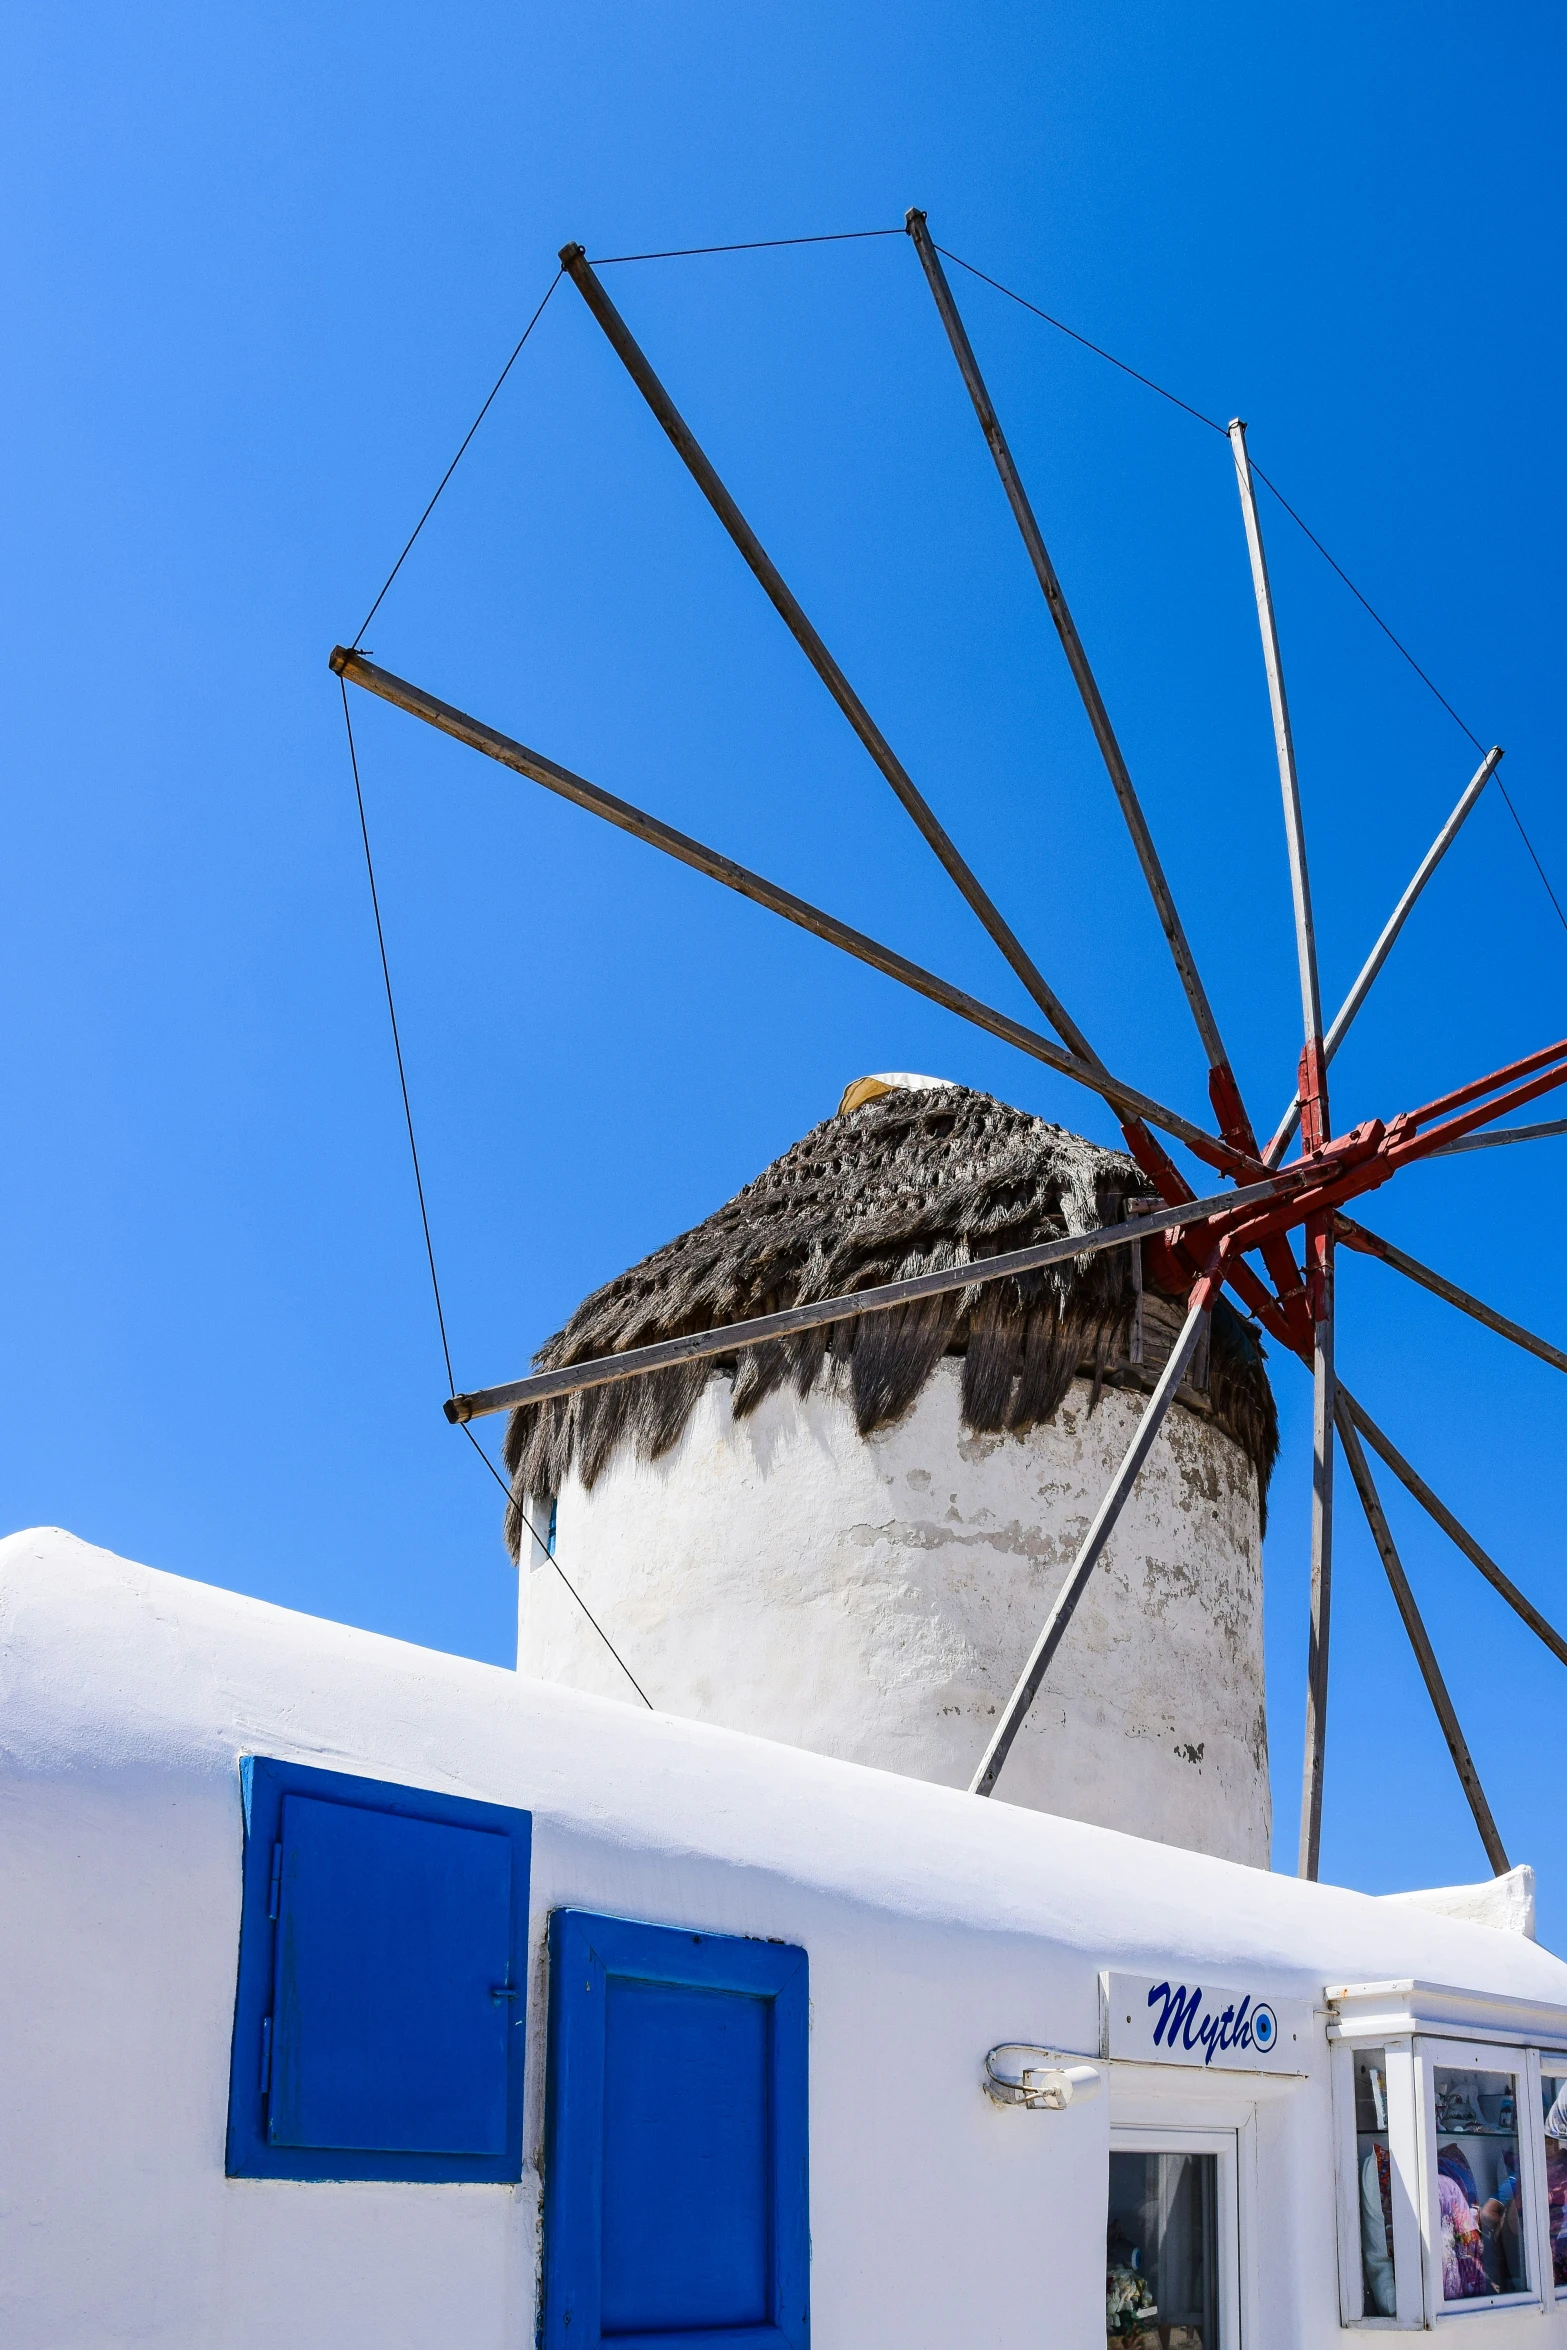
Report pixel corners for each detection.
[518,1489,556,1567]
[1412,2035,1543,2321]
[1330,2035,1426,2328]
[1534,2046,1567,2309]
[1109,2123,1243,2350]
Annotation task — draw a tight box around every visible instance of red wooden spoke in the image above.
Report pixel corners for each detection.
[1401,1036,1567,1133]
[1392,1056,1567,1165]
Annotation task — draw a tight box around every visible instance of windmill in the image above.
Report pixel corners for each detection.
[332,211,1567,1881]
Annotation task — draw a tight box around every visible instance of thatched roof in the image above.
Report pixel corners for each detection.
[504,1079,1278,1558]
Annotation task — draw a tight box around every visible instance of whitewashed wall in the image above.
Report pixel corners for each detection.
[523,1359,1270,1864]
[4,1527,1565,2350]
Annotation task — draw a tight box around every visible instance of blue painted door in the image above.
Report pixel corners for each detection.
[601,1978,772,2333]
[543,1909,809,2350]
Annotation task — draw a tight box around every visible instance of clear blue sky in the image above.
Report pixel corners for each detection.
[4,4,1563,1931]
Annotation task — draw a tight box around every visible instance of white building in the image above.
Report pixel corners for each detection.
[3,1524,1563,2349]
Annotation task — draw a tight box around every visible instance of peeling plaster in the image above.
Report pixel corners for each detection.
[523,1358,1271,1867]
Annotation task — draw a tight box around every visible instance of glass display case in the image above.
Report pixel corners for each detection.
[1330,1986,1567,2327]
[1106,2149,1219,2348]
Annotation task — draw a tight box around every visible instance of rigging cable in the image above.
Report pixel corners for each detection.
[932,240,1567,945]
[457,1424,654,1709]
[340,683,654,1707]
[341,678,455,1396]
[1245,462,1567,943]
[590,226,903,264]
[351,266,563,649]
[933,242,1230,439]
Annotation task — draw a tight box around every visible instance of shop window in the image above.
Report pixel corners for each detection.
[1424,2049,1532,2310]
[1352,2047,1398,2317]
[1107,2149,1219,2346]
[226,1757,532,2182]
[542,1909,808,2350]
[1539,2064,1567,2291]
[1333,2038,1426,2327]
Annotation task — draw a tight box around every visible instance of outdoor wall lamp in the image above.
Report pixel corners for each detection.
[984,2044,1103,2110]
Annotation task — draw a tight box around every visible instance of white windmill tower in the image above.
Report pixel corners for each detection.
[504,1072,1277,1867]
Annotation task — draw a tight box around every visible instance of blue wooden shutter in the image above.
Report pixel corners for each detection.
[602,1978,772,2331]
[544,1911,809,2350]
[270,1795,511,2154]
[226,1759,531,2183]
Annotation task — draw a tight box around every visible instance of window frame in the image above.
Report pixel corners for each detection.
[225,1755,532,2183]
[541,1907,809,2350]
[518,1488,557,1564]
[1107,2124,1241,2350]
[1531,2047,1567,2309]
[1330,2036,1426,2329]
[1412,2035,1543,2322]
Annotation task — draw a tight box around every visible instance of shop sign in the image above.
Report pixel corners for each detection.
[1101,1969,1311,2073]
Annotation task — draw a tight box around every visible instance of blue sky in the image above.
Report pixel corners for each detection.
[4,4,1563,1931]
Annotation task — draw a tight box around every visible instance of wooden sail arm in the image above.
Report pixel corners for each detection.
[1335,1397,1510,1875]
[1266,748,1503,1163]
[330,648,1265,1181]
[1338,1383,1567,1673]
[903,210,1257,1160]
[556,243,1104,1076]
[442,1175,1291,1424]
[971,1275,1222,1797]
[1336,1214,1567,1377]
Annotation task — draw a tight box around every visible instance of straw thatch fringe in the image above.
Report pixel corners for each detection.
[504,1084,1278,1557]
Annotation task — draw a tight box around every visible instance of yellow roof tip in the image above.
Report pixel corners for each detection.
[836,1073,954,1117]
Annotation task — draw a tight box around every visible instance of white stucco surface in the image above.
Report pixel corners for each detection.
[524,1358,1271,1864]
[1384,1865,1537,1939]
[4,1525,1565,2350]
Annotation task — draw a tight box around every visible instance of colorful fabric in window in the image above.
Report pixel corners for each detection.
[1439,2172,1490,2302]
[1437,2143,1480,2210]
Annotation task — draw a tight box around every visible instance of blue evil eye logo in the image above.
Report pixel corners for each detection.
[1251,2003,1278,2052]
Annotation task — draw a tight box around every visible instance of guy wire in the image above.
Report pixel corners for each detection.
[352,267,563,649]
[341,680,654,1705]
[591,226,902,263]
[935,237,1566,944]
[341,679,455,1395]
[458,1423,655,1709]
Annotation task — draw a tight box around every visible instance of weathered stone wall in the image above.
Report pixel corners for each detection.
[519,1356,1270,1866]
